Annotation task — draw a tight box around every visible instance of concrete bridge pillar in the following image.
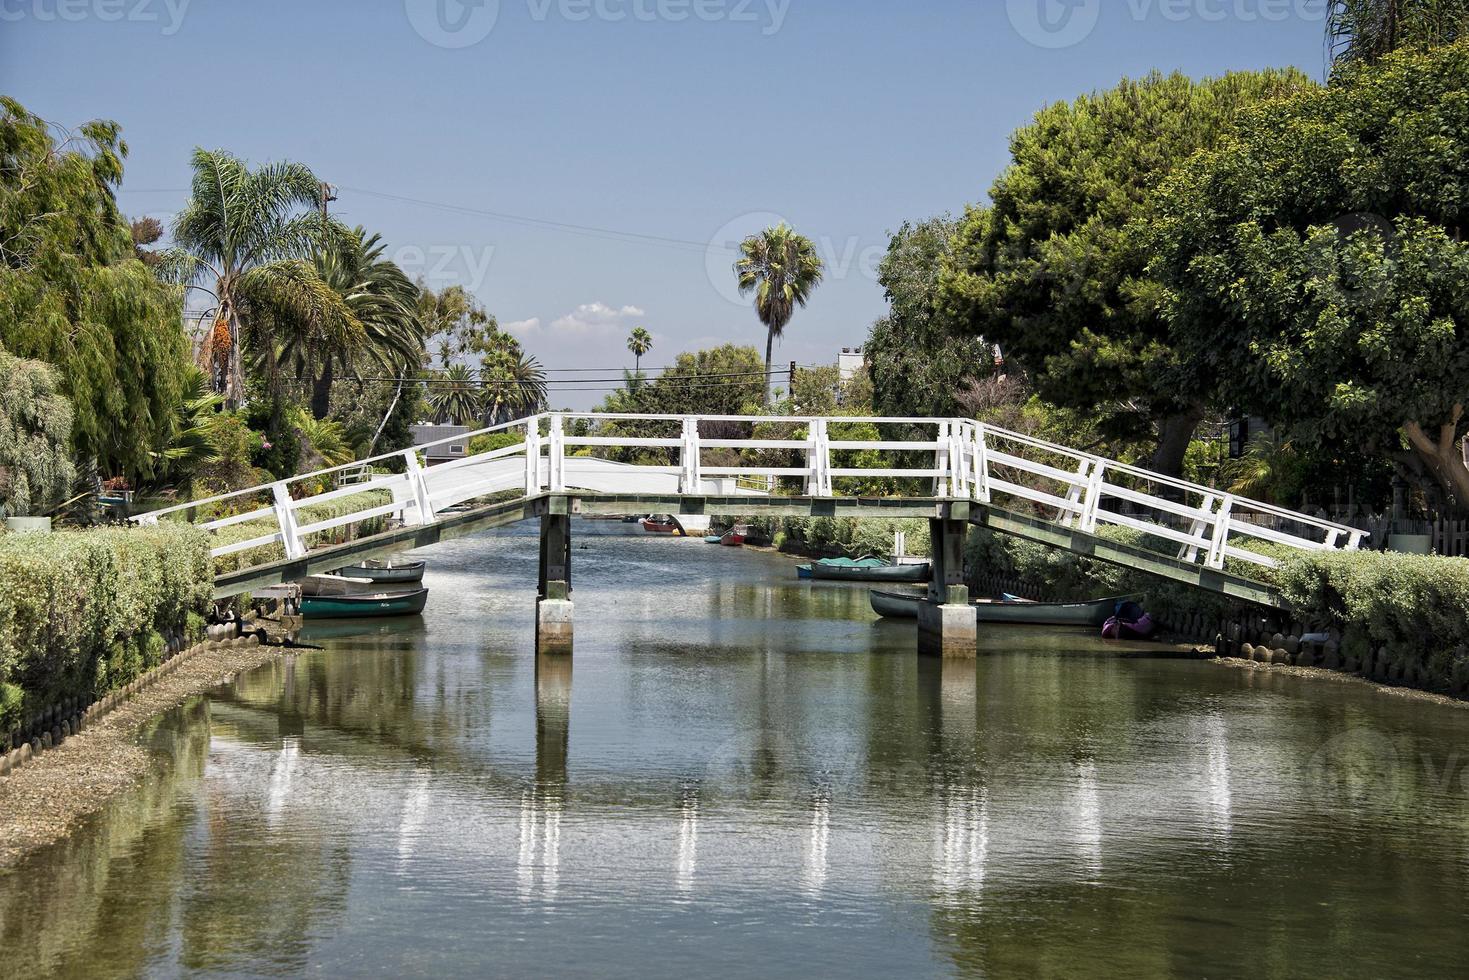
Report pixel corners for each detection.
[919,511,976,658]
[537,511,573,655]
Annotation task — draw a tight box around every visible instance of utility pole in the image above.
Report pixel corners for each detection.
[318,181,337,250]
[789,361,797,402]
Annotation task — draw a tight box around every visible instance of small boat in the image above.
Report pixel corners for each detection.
[1103,601,1156,640]
[797,556,893,580]
[640,516,681,534]
[721,525,748,547]
[704,534,725,544]
[329,558,425,584]
[300,588,430,619]
[870,591,1137,627]
[806,560,931,584]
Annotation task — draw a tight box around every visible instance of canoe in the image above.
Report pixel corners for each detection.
[808,561,931,583]
[721,531,746,547]
[704,535,725,544]
[640,517,680,534]
[797,555,902,580]
[869,590,1136,626]
[300,588,429,619]
[329,559,425,584]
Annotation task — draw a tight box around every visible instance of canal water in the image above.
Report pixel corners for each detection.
[3,520,1469,977]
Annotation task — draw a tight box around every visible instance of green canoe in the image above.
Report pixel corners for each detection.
[300,588,430,619]
[869,590,1135,626]
[805,561,931,583]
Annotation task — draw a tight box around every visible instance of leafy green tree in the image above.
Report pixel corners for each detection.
[167,148,352,408]
[481,347,547,424]
[866,217,993,419]
[0,344,76,517]
[146,367,224,493]
[0,98,193,483]
[735,224,825,404]
[419,283,497,368]
[1329,0,1469,66]
[627,326,652,372]
[287,227,423,419]
[940,69,1313,476]
[1148,41,1469,510]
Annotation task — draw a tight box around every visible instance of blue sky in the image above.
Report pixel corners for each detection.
[2,0,1333,407]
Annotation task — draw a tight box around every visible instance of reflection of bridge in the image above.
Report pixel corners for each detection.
[135,413,1361,655]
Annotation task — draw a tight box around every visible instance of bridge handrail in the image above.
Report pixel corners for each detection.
[133,411,1363,574]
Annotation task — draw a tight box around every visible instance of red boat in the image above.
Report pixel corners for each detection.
[639,516,681,534]
[721,525,748,547]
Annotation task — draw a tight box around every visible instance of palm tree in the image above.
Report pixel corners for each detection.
[627,326,653,373]
[280,227,424,419]
[428,364,481,426]
[1328,0,1469,65]
[734,224,824,404]
[482,353,548,424]
[168,149,351,408]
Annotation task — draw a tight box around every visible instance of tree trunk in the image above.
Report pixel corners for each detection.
[763,328,775,406]
[310,356,335,420]
[1403,406,1469,515]
[1150,403,1206,479]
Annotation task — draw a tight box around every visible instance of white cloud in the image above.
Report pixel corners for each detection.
[548,302,646,335]
[502,317,542,336]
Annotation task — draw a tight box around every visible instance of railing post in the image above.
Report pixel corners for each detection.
[1079,462,1105,533]
[401,449,437,527]
[973,423,991,504]
[525,418,543,496]
[679,417,702,494]
[548,414,566,493]
[1206,495,1235,569]
[949,422,969,499]
[1059,459,1093,527]
[935,421,952,498]
[806,419,830,497]
[271,482,306,560]
[1179,493,1217,563]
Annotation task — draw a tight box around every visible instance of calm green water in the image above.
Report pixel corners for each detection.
[4,521,1469,978]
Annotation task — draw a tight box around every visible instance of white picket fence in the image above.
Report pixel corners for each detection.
[134,413,1362,572]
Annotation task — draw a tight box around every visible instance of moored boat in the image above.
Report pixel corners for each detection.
[807,560,931,584]
[329,558,426,584]
[869,590,1138,626]
[300,588,430,619]
[640,516,681,534]
[704,534,725,544]
[1103,601,1157,640]
[721,525,748,547]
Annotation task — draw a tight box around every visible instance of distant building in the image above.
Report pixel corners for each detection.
[410,424,473,464]
[838,347,864,382]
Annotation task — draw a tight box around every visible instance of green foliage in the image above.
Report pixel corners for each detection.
[0,344,77,517]
[941,70,1314,474]
[0,523,212,733]
[0,97,193,483]
[1329,0,1469,66]
[467,431,523,455]
[627,326,653,371]
[719,515,931,559]
[1148,41,1469,509]
[867,217,992,418]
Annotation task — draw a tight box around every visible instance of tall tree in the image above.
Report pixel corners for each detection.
[1329,0,1469,66]
[939,69,1313,477]
[1148,41,1469,511]
[866,217,993,419]
[281,227,423,419]
[167,149,349,408]
[0,98,192,482]
[428,364,481,426]
[627,326,652,373]
[734,224,824,404]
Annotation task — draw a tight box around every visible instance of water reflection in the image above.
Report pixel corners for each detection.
[5,523,1469,977]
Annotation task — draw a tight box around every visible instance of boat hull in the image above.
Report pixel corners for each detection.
[301,588,430,619]
[330,561,425,584]
[1103,614,1156,640]
[869,591,1132,626]
[810,562,931,583]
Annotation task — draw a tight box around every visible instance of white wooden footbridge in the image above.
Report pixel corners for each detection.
[135,413,1360,650]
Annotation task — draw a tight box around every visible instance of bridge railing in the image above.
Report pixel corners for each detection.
[133,412,1361,573]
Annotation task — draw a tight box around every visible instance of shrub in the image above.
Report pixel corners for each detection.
[0,344,77,517]
[0,523,212,734]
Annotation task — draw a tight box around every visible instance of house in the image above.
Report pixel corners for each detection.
[409,424,474,465]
